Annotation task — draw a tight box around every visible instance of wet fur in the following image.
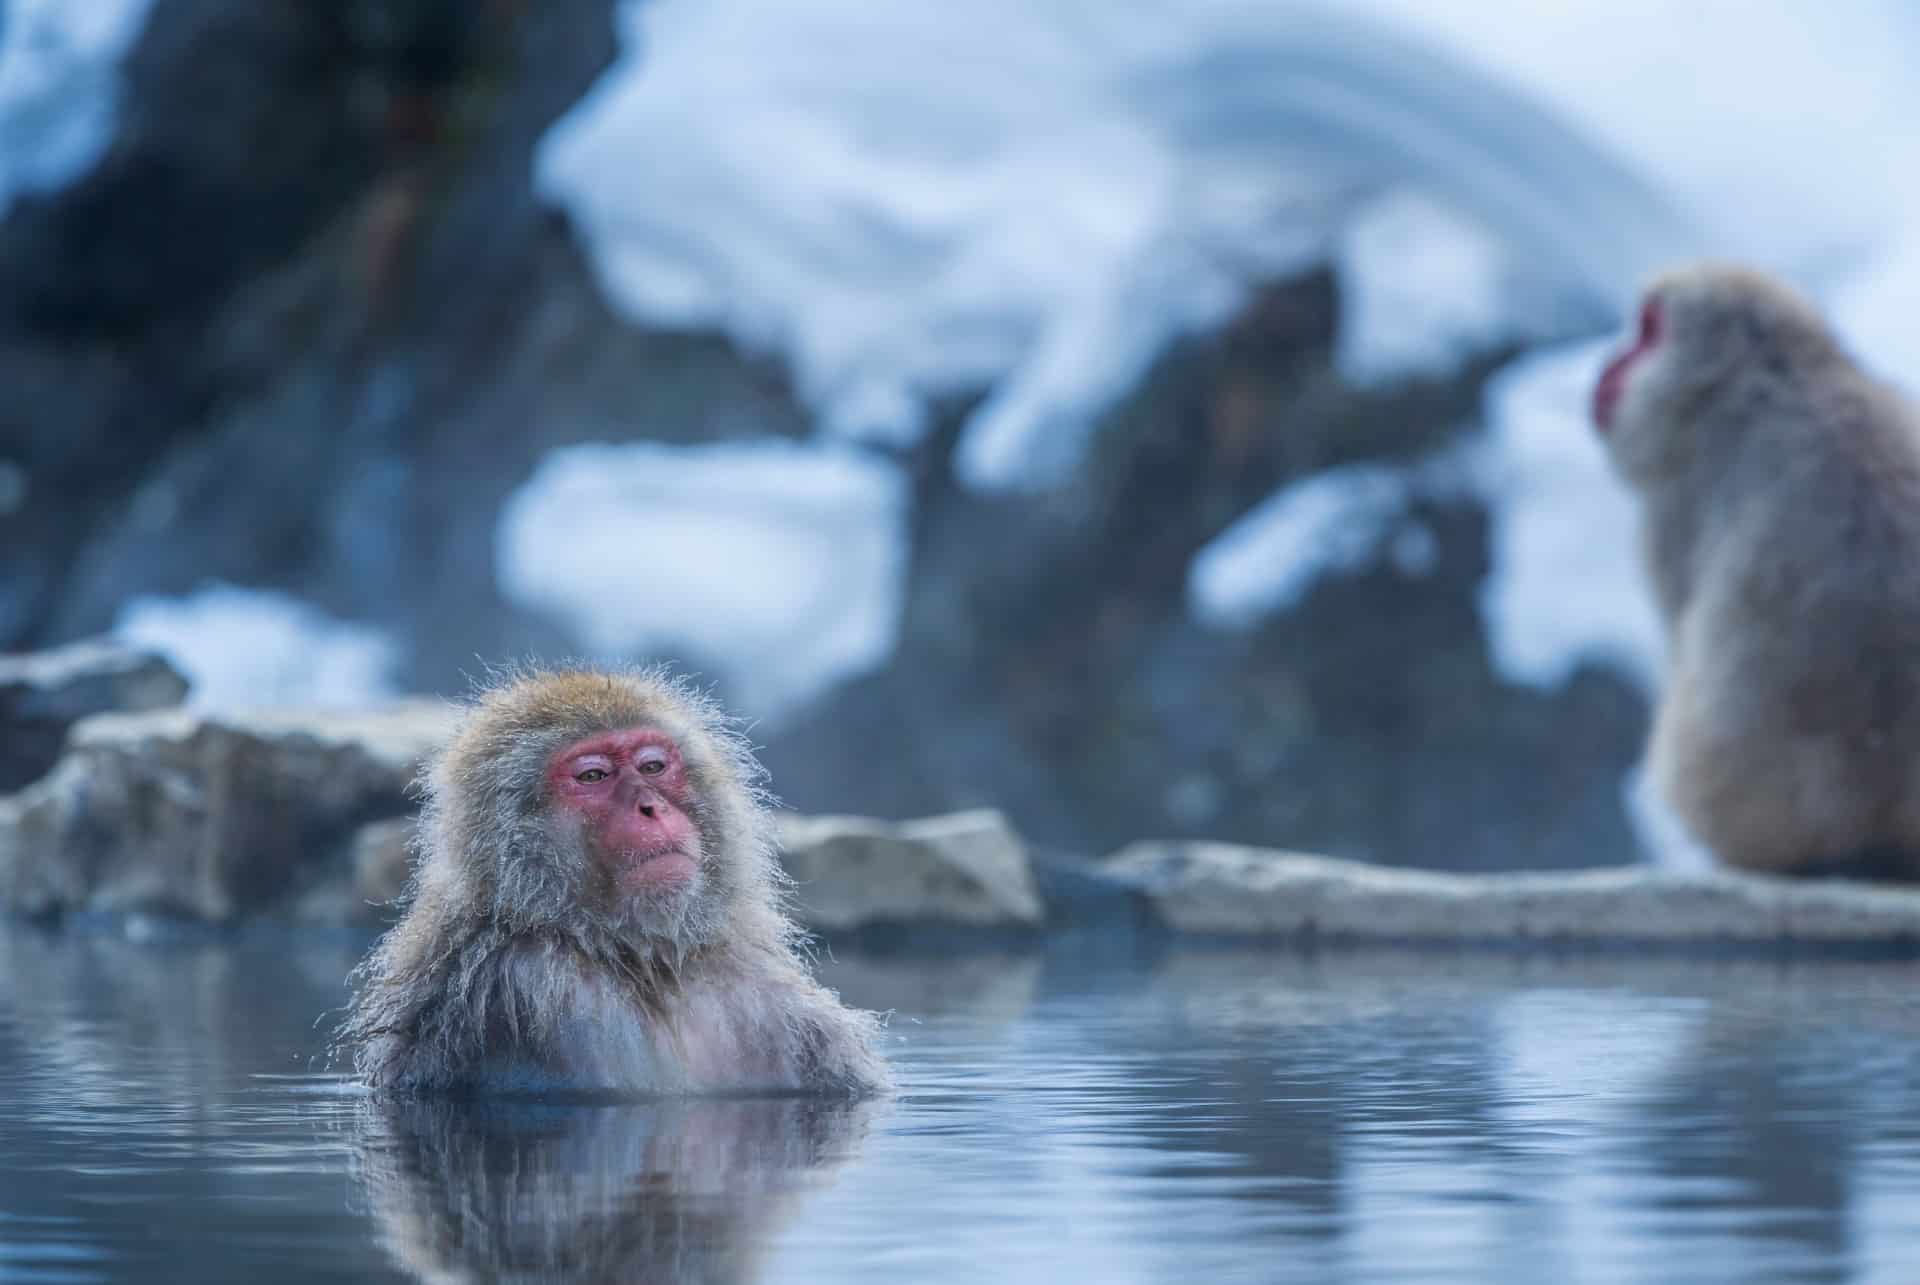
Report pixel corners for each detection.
[336,665,889,1095]
[1605,264,1920,877]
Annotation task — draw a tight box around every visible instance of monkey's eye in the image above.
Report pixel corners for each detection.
[637,758,667,776]
[574,768,609,784]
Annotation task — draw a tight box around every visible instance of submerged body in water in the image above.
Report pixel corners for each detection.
[336,667,888,1097]
[360,1095,877,1281]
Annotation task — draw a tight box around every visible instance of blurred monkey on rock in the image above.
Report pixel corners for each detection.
[338,666,890,1095]
[1594,263,1920,878]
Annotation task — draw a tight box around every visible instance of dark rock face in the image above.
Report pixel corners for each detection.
[0,639,189,791]
[0,0,810,687]
[0,2,1650,875]
[0,0,410,644]
[761,275,1649,869]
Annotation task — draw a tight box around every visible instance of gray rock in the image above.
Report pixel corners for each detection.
[0,703,454,921]
[0,639,189,790]
[294,816,419,924]
[352,816,419,906]
[1101,841,1920,949]
[777,809,1045,932]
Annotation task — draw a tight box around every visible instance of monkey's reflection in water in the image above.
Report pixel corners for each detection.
[357,1095,877,1284]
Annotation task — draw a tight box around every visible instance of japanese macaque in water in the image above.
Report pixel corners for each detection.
[1594,263,1920,878]
[337,667,890,1095]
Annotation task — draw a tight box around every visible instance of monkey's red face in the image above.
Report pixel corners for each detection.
[549,727,704,898]
[1593,295,1664,432]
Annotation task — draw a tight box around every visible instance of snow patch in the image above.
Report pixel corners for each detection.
[1190,466,1413,629]
[114,585,401,711]
[1363,0,1920,273]
[1625,766,1716,873]
[539,0,1698,492]
[496,440,907,723]
[542,0,1920,708]
[1335,191,1549,385]
[1834,235,1920,397]
[1477,339,1663,691]
[1189,445,1477,630]
[1197,335,1668,692]
[0,0,155,216]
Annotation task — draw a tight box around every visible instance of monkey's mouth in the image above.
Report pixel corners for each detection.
[614,845,700,890]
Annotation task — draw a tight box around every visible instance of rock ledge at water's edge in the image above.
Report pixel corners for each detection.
[1102,842,1920,953]
[0,704,456,921]
[3,698,1920,951]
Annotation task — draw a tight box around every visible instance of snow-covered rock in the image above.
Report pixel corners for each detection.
[115,585,402,712]
[1476,341,1664,692]
[497,440,907,724]
[0,637,188,790]
[538,0,1707,491]
[0,0,155,216]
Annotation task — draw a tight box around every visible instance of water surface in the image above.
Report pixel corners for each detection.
[2,927,1919,1283]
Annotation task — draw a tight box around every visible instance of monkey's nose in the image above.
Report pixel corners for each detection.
[637,802,657,818]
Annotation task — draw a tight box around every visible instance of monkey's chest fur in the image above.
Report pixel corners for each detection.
[365,934,878,1098]
[479,944,829,1095]
[504,955,810,1095]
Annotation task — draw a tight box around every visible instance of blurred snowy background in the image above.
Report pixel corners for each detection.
[4,0,1917,869]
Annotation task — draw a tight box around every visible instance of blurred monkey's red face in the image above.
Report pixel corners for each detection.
[1593,295,1664,432]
